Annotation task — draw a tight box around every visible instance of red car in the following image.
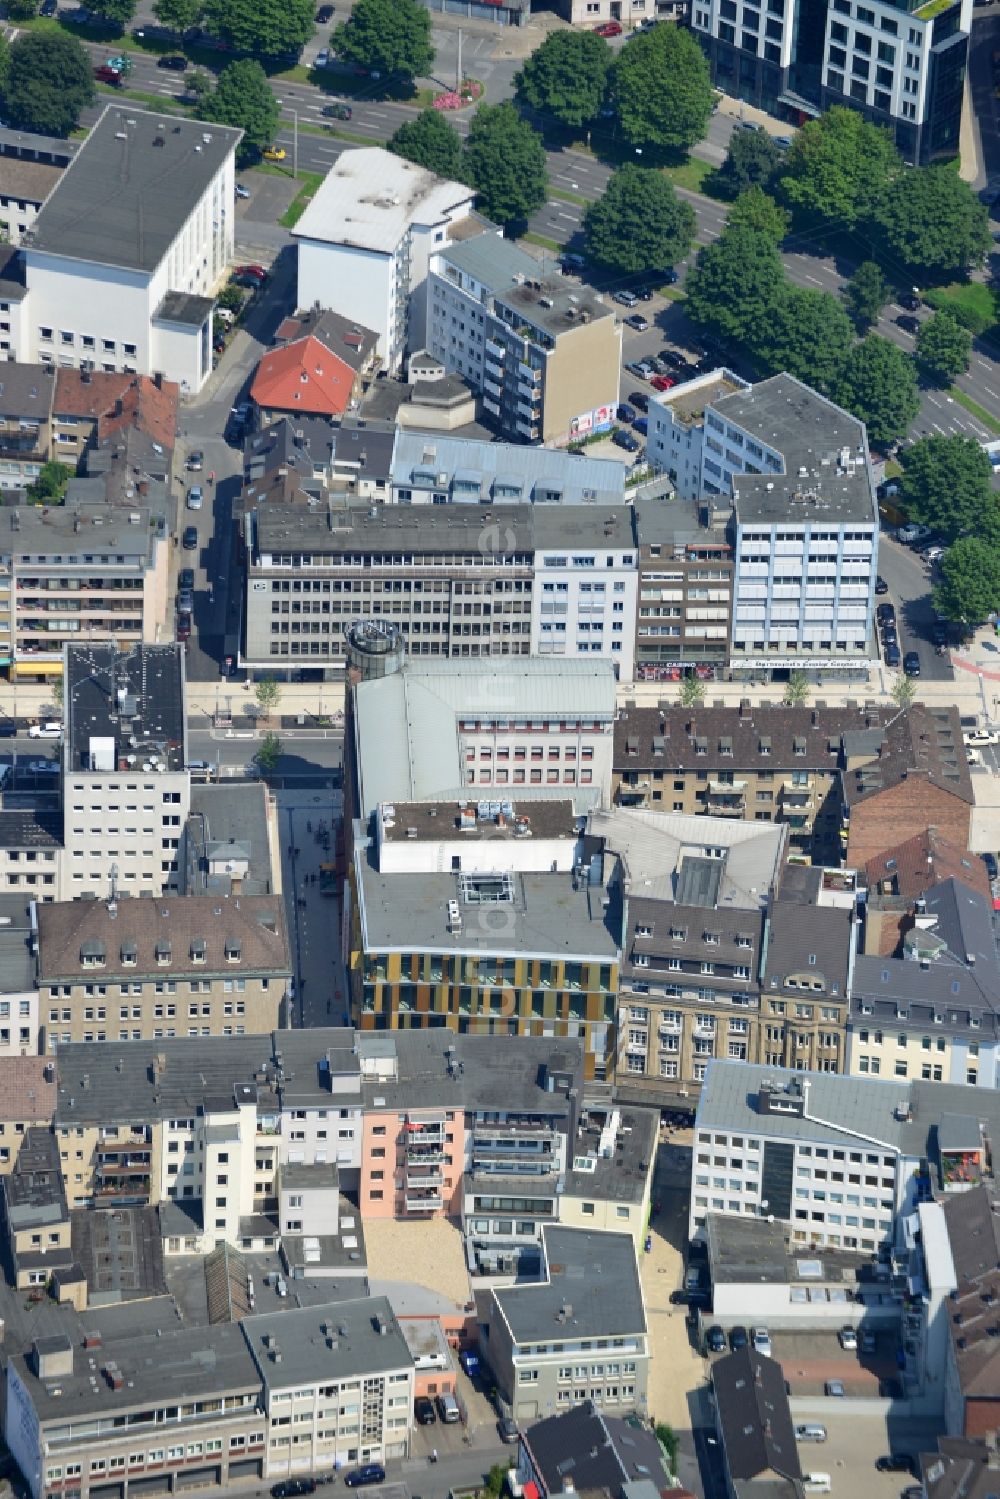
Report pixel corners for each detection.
[176,611,192,642]
[596,19,622,34]
[650,374,676,391]
[94,64,124,85]
[235,264,267,282]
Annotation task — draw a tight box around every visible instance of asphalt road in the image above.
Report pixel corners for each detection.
[874,533,952,683]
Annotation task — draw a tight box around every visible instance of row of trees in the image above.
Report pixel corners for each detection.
[389,102,549,230]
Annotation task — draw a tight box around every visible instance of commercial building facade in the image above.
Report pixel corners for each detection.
[632,497,734,681]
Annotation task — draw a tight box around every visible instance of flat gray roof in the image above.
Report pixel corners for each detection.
[27,106,241,274]
[495,1227,646,1344]
[65,641,185,773]
[392,429,624,503]
[357,1030,582,1116]
[244,1296,412,1390]
[438,232,613,336]
[0,501,154,559]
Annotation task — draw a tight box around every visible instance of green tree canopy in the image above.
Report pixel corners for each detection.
[256,731,283,772]
[6,0,38,20]
[611,23,713,154]
[717,125,781,197]
[27,460,72,504]
[201,59,280,163]
[86,0,137,28]
[830,333,920,449]
[5,30,95,137]
[684,226,786,345]
[388,108,464,180]
[184,66,213,100]
[757,285,853,392]
[779,105,900,228]
[899,434,994,544]
[915,309,973,384]
[874,166,991,279]
[0,32,10,97]
[153,0,203,31]
[201,0,314,58]
[934,538,1000,626]
[514,28,611,131]
[843,260,888,332]
[331,0,433,81]
[726,185,790,243]
[464,102,547,229]
[583,164,695,275]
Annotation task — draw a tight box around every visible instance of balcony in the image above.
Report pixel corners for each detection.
[404,1189,444,1213]
[404,1163,444,1188]
[706,781,746,816]
[485,339,505,361]
[403,1115,446,1145]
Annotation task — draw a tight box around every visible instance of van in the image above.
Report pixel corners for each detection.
[802,1476,831,1494]
[795,1424,827,1443]
[28,722,61,739]
[413,1351,447,1371]
[436,1392,460,1423]
[275,1276,287,1298]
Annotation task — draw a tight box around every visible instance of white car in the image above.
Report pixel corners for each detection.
[898,523,931,545]
[838,1326,857,1350]
[964,728,1000,747]
[314,48,330,66]
[28,722,61,739]
[968,749,983,767]
[751,1326,772,1357]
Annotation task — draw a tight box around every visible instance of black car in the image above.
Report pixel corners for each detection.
[730,1325,749,1350]
[877,601,896,627]
[903,650,921,677]
[158,52,188,68]
[636,287,654,301]
[0,721,16,737]
[629,391,649,412]
[344,1466,386,1489]
[900,291,921,311]
[178,567,195,591]
[897,314,920,335]
[617,402,637,424]
[705,1325,727,1353]
[613,430,640,452]
[316,1,334,15]
[882,625,898,648]
[322,102,353,120]
[875,575,889,595]
[985,851,998,880]
[182,526,198,550]
[932,621,949,646]
[415,1396,436,1424]
[669,1288,688,1305]
[884,642,901,668]
[875,1455,917,1475]
[624,313,649,332]
[272,1482,317,1499]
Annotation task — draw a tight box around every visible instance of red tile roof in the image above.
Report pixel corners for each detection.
[98,374,179,452]
[0,1057,56,1123]
[250,335,356,418]
[54,369,132,420]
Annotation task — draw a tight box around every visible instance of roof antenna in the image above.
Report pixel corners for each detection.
[107,862,119,918]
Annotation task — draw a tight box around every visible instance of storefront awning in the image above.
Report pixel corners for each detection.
[13,661,63,677]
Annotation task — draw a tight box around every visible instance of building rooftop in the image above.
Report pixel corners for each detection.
[843,704,973,813]
[277,308,379,374]
[357,1031,581,1117]
[523,1402,669,1494]
[941,1188,1000,1404]
[563,1106,656,1206]
[0,808,63,853]
[706,1211,873,1291]
[438,232,613,338]
[250,335,357,419]
[27,106,241,274]
[4,1128,66,1225]
[632,496,733,549]
[494,1227,645,1345]
[244,1295,411,1390]
[614,700,887,772]
[0,502,155,562]
[38,893,290,984]
[653,368,749,429]
[712,1345,801,1485]
[95,372,179,453]
[589,806,786,910]
[391,430,625,505]
[0,890,41,992]
[154,290,214,328]
[0,244,26,300]
[864,828,990,909]
[923,1439,1000,1499]
[0,362,54,420]
[0,1057,56,1123]
[183,781,275,897]
[376,797,577,844]
[293,147,472,254]
[761,899,853,1002]
[64,642,186,774]
[0,126,76,164]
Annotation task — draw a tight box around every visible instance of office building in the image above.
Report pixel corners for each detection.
[293,148,476,376]
[427,232,621,445]
[62,643,190,896]
[480,1226,649,1421]
[19,107,241,392]
[632,496,734,681]
[690,0,971,165]
[0,800,62,902]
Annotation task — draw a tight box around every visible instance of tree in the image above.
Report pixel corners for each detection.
[757,285,854,392]
[331,0,432,82]
[202,60,280,164]
[86,0,137,28]
[934,538,1000,626]
[184,67,213,102]
[256,731,283,772]
[684,226,786,345]
[779,105,900,229]
[255,673,281,719]
[679,674,705,707]
[611,23,713,154]
[217,281,245,313]
[153,0,203,31]
[843,261,888,332]
[201,0,314,59]
[388,109,464,181]
[0,32,9,98]
[717,125,780,197]
[655,1424,679,1473]
[783,670,810,707]
[915,310,973,384]
[484,1466,509,1499]
[583,165,695,275]
[830,334,920,449]
[874,165,991,279]
[6,0,39,21]
[891,675,917,708]
[5,31,95,137]
[514,28,611,133]
[725,186,789,244]
[464,102,547,230]
[899,434,994,544]
[27,460,72,504]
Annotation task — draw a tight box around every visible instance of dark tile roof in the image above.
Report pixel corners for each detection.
[712,1345,801,1484]
[622,893,762,985]
[761,899,853,1000]
[0,362,55,420]
[864,828,991,909]
[942,1188,1000,1400]
[614,702,882,772]
[65,642,185,773]
[523,1402,668,1495]
[844,704,972,809]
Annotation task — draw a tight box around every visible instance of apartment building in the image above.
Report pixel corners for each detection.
[712,1345,802,1498]
[17,108,241,392]
[849,879,1000,1088]
[0,803,62,902]
[249,335,364,425]
[0,362,54,489]
[427,231,621,445]
[0,126,75,247]
[863,825,991,958]
[293,148,475,376]
[1,1128,72,1290]
[518,1403,672,1499]
[689,1060,1000,1252]
[0,1058,57,1170]
[245,1299,414,1472]
[389,429,625,506]
[690,0,971,164]
[52,365,179,469]
[348,656,618,819]
[62,643,189,895]
[243,416,398,507]
[940,1188,1000,1439]
[758,896,854,1074]
[0,503,168,680]
[481,1226,649,1422]
[632,496,734,681]
[647,368,750,500]
[349,798,619,1080]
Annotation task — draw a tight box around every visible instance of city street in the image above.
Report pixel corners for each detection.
[875,533,953,684]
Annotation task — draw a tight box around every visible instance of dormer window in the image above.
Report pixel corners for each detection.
[759,737,771,755]
[635,924,653,939]
[156,940,171,966]
[793,737,807,756]
[736,935,752,948]
[190,939,206,964]
[80,939,106,968]
[120,942,137,967]
[669,926,687,941]
[704,931,720,945]
[225,938,242,963]
[719,737,733,756]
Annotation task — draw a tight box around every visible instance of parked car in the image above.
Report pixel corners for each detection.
[178,567,195,590]
[235,263,268,281]
[0,721,17,737]
[932,621,950,646]
[903,650,921,677]
[898,523,931,544]
[705,1325,727,1353]
[28,722,61,739]
[186,486,203,510]
[498,1415,519,1444]
[314,48,330,66]
[459,1350,480,1376]
[158,52,188,68]
[633,416,648,435]
[795,1424,827,1443]
[613,290,638,307]
[802,1476,831,1495]
[629,390,649,411]
[182,526,198,550]
[176,588,195,614]
[235,183,251,199]
[624,314,649,332]
[316,3,334,18]
[596,18,622,33]
[94,64,124,85]
[186,450,204,471]
[344,1466,386,1489]
[617,402,637,423]
[751,1326,772,1357]
[838,1326,857,1350]
[897,313,920,334]
[414,1397,436,1425]
[824,1380,846,1396]
[636,286,654,301]
[322,102,353,119]
[560,252,586,272]
[436,1393,460,1424]
[272,1482,316,1498]
[875,1455,917,1474]
[882,625,898,649]
[263,146,286,162]
[176,611,192,642]
[729,1326,749,1350]
[775,134,793,148]
[875,575,889,594]
[613,430,640,452]
[877,601,896,626]
[27,760,60,774]
[860,1329,877,1354]
[900,291,921,311]
[650,374,676,391]
[884,641,901,668]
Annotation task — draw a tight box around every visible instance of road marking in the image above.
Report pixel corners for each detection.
[983,387,1000,401]
[556,210,579,221]
[803,274,823,285]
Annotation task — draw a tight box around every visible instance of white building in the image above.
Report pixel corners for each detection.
[293,148,475,377]
[62,642,190,899]
[530,509,638,681]
[17,107,240,393]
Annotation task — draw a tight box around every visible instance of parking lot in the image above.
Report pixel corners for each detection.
[786,1410,943,1498]
[700,1324,901,1398]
